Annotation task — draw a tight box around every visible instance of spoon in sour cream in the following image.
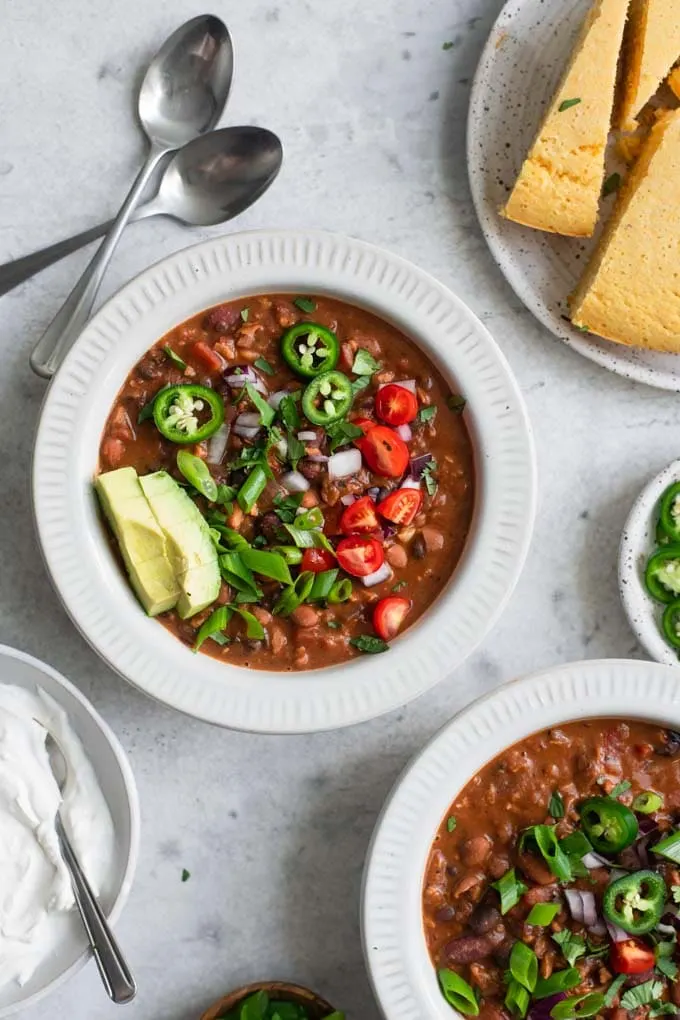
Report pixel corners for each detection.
[40,727,137,1004]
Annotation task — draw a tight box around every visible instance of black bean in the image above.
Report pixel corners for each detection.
[259,512,282,544]
[436,905,456,923]
[468,904,501,935]
[412,533,427,559]
[657,730,680,756]
[298,458,324,481]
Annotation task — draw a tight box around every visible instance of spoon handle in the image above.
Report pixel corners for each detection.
[55,813,137,1004]
[29,144,166,380]
[0,221,114,298]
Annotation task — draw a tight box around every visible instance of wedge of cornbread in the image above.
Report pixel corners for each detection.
[570,110,680,351]
[501,0,630,237]
[619,0,680,130]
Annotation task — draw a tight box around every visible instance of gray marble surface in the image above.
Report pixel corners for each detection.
[0,0,676,1017]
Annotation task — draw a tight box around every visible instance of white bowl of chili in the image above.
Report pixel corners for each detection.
[362,658,680,1020]
[33,229,536,732]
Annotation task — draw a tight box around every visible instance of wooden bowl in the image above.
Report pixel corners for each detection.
[200,981,337,1020]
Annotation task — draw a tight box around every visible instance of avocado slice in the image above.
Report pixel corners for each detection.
[95,467,180,616]
[139,471,220,619]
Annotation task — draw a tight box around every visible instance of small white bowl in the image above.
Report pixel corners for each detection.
[619,459,680,665]
[362,658,680,1020]
[0,644,139,1017]
[34,229,536,733]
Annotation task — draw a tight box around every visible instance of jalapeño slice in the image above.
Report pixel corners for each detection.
[281,322,339,378]
[152,384,224,444]
[602,870,665,934]
[301,371,353,426]
[578,797,638,854]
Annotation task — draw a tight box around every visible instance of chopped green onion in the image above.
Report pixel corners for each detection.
[492,868,527,915]
[240,307,249,322]
[239,548,293,586]
[548,791,565,818]
[214,526,250,551]
[237,465,267,513]
[272,545,304,565]
[163,345,187,370]
[526,902,560,926]
[534,969,581,999]
[349,634,389,654]
[193,607,231,651]
[351,348,381,376]
[272,572,315,617]
[651,829,680,863]
[609,780,632,799]
[293,296,316,313]
[295,506,324,530]
[447,816,457,833]
[219,552,263,600]
[244,383,275,428]
[283,524,336,554]
[229,605,265,640]
[505,980,530,1018]
[176,451,218,502]
[328,579,352,603]
[509,942,538,992]
[558,98,581,112]
[551,993,605,1019]
[254,357,274,375]
[438,970,479,1016]
[522,825,572,882]
[216,483,237,505]
[633,791,663,814]
[308,569,339,601]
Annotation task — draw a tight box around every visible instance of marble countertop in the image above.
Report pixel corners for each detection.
[1,0,676,1017]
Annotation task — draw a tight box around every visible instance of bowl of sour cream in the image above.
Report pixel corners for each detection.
[0,644,139,1016]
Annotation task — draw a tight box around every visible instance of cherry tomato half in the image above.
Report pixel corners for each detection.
[351,415,376,434]
[336,536,385,577]
[377,487,422,526]
[373,596,412,641]
[609,938,656,975]
[339,496,380,534]
[301,548,336,574]
[357,425,410,478]
[375,384,418,426]
[191,341,224,373]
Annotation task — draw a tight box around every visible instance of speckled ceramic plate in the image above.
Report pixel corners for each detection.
[362,659,680,1020]
[619,460,680,664]
[33,229,536,734]
[468,0,680,392]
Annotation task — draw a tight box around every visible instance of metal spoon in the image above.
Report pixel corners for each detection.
[41,727,136,1004]
[30,15,233,381]
[0,126,283,297]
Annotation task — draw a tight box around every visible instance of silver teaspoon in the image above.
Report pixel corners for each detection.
[41,727,136,1004]
[30,15,233,380]
[0,126,283,297]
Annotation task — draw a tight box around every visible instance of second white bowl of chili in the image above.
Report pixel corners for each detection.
[33,229,536,732]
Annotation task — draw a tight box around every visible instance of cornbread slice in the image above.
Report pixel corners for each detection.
[501,0,631,237]
[570,110,680,351]
[619,1,680,130]
[669,65,680,100]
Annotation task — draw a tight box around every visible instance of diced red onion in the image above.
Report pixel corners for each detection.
[401,477,421,490]
[409,453,433,479]
[582,851,612,869]
[395,423,412,442]
[564,889,586,924]
[206,423,230,465]
[608,868,628,885]
[367,487,380,501]
[383,524,398,540]
[580,891,598,928]
[328,449,362,479]
[267,390,289,409]
[298,430,317,442]
[588,919,607,935]
[528,993,567,1020]
[361,562,392,588]
[340,495,357,507]
[224,365,266,394]
[379,378,416,394]
[606,920,629,942]
[280,471,310,493]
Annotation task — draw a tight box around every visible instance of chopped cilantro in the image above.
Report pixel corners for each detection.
[672,886,680,905]
[285,431,305,469]
[240,308,249,322]
[350,634,389,654]
[327,620,341,630]
[181,868,191,882]
[278,394,301,432]
[244,383,275,428]
[604,975,626,1007]
[392,580,407,592]
[442,40,454,50]
[552,929,586,967]
[418,405,437,424]
[352,349,381,376]
[548,791,565,818]
[609,780,631,799]
[326,419,364,452]
[294,296,316,314]
[447,816,457,832]
[351,375,372,397]
[254,356,275,375]
[273,492,304,523]
[620,980,665,1010]
[558,98,581,112]
[422,460,438,497]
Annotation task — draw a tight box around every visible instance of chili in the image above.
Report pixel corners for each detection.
[602,870,665,934]
[152,384,224,444]
[578,796,638,853]
[281,322,339,378]
[301,371,353,425]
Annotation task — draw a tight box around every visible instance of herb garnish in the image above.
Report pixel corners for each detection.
[193,607,231,651]
[273,492,305,524]
[602,172,622,197]
[447,394,466,413]
[351,375,372,397]
[447,816,457,832]
[620,980,665,1011]
[244,383,275,428]
[327,620,341,630]
[294,296,316,314]
[392,580,407,592]
[240,308,249,322]
[278,394,301,432]
[254,356,275,375]
[559,98,582,112]
[162,345,187,371]
[352,349,381,376]
[552,929,586,967]
[326,419,364,452]
[442,41,454,50]
[603,975,626,1007]
[181,868,191,882]
[548,790,565,818]
[422,460,438,497]
[418,406,437,424]
[350,634,389,654]
[492,868,527,914]
[609,779,632,799]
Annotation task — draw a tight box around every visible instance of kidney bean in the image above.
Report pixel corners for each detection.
[270,625,287,656]
[469,962,503,997]
[442,927,505,965]
[435,905,456,922]
[468,903,501,935]
[518,853,555,886]
[101,437,125,469]
[422,526,445,552]
[204,304,241,332]
[259,512,282,543]
[461,835,492,868]
[487,855,511,880]
[299,458,325,481]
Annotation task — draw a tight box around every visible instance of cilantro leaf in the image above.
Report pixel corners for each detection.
[352,349,381,376]
[418,405,437,424]
[552,930,586,967]
[254,357,275,376]
[351,375,372,397]
[604,975,626,1007]
[181,868,191,882]
[286,431,305,470]
[326,419,363,452]
[447,394,466,414]
[422,460,438,497]
[278,394,301,432]
[350,634,389,654]
[244,383,275,428]
[294,296,316,313]
[548,791,565,818]
[447,816,457,832]
[559,98,581,112]
[240,307,249,322]
[609,780,632,799]
[620,980,665,1011]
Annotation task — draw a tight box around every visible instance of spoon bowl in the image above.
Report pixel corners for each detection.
[147,126,284,226]
[138,15,234,148]
[199,981,337,1020]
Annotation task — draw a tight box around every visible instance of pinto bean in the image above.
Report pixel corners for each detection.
[468,903,501,935]
[452,872,485,898]
[522,883,558,906]
[101,437,125,469]
[422,526,445,552]
[461,835,492,867]
[518,853,556,886]
[291,606,319,628]
[270,625,287,656]
[488,855,511,880]
[442,927,505,965]
[387,544,408,569]
[252,607,273,626]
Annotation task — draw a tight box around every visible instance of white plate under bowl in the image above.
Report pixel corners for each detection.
[33,229,536,734]
[468,0,680,391]
[362,658,680,1020]
[0,644,139,1017]
[619,460,680,664]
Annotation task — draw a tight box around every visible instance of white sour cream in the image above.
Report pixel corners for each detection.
[0,685,114,988]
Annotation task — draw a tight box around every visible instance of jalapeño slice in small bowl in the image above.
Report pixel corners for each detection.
[603,869,665,934]
[578,796,638,854]
[153,384,224,444]
[645,545,680,604]
[301,371,353,426]
[281,322,339,378]
[659,482,680,543]
[662,601,680,650]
